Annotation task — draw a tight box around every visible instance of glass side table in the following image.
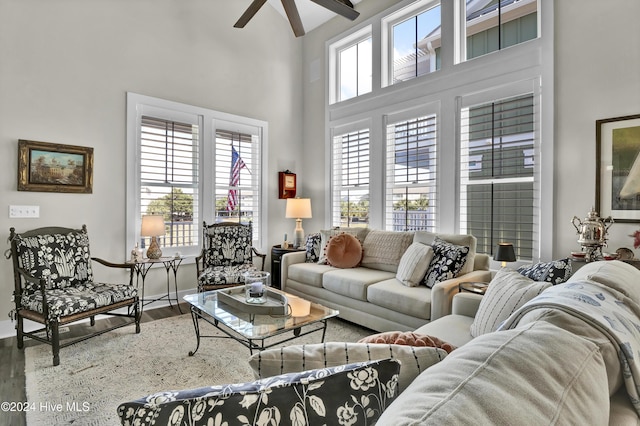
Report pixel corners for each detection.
[458,282,489,295]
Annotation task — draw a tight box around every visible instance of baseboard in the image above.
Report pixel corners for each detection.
[0,287,196,340]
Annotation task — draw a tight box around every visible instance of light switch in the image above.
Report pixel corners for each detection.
[9,205,40,218]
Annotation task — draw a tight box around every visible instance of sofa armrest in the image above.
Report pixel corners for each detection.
[430,270,492,320]
[280,251,306,290]
[451,292,483,317]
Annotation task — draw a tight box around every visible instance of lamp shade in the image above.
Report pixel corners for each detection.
[494,243,517,262]
[140,215,166,237]
[285,198,312,219]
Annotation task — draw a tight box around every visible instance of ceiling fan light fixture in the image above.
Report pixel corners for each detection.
[235,0,360,37]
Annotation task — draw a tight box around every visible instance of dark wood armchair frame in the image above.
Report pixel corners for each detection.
[8,225,141,366]
[195,221,266,292]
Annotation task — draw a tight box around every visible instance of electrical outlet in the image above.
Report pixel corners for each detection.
[9,205,40,218]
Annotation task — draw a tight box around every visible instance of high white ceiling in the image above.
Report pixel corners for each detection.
[266,0,363,33]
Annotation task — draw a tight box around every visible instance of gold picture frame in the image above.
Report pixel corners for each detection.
[18,139,94,193]
[596,114,640,222]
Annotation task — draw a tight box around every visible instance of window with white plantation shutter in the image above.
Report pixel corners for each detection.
[140,116,199,251]
[385,115,437,231]
[332,129,370,227]
[214,130,261,237]
[128,93,267,258]
[459,93,536,260]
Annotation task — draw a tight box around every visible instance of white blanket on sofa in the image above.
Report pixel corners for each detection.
[500,279,640,417]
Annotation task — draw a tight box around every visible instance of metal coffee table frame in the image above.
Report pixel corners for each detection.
[184,290,339,355]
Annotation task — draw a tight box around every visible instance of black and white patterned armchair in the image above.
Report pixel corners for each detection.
[7,225,140,366]
[195,221,266,292]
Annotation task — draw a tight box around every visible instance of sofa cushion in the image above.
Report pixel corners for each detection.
[568,260,640,302]
[323,268,396,301]
[21,282,137,321]
[288,262,335,288]
[326,233,363,268]
[358,331,455,353]
[304,232,321,263]
[396,242,434,287]
[414,231,477,275]
[248,342,446,393]
[415,314,475,348]
[367,278,431,320]
[517,258,572,284]
[118,358,401,426]
[13,230,94,291]
[198,264,257,286]
[361,230,414,273]
[377,321,610,426]
[423,238,469,288]
[470,268,551,337]
[318,227,369,264]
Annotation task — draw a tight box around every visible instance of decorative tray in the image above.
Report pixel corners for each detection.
[217,287,289,315]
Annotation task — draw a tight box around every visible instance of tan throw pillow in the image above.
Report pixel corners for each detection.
[470,268,551,337]
[396,242,434,287]
[325,233,363,268]
[248,342,448,393]
[358,331,456,353]
[361,230,414,272]
[317,227,369,264]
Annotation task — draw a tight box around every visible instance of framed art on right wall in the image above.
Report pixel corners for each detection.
[596,114,640,223]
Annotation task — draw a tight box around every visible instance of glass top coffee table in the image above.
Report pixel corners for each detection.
[183,289,339,356]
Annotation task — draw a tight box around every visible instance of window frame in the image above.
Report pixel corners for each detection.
[330,122,371,228]
[384,105,439,232]
[458,89,539,260]
[328,25,373,105]
[324,0,553,262]
[126,93,268,260]
[381,0,442,88]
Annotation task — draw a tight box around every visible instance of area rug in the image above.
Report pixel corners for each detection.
[25,313,371,426]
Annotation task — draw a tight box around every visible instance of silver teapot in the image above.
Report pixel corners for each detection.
[571,207,613,261]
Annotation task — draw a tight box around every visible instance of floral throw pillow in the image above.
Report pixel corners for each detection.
[423,237,469,288]
[305,232,321,263]
[517,258,572,285]
[118,358,401,426]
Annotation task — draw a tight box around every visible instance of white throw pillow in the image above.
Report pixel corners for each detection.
[396,242,434,287]
[248,341,448,393]
[470,268,551,337]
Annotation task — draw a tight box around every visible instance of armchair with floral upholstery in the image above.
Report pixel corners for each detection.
[195,221,266,292]
[7,225,140,366]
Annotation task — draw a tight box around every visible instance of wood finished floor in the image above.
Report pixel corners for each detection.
[0,303,187,426]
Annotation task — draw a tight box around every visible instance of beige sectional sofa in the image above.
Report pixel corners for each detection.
[281,229,492,331]
[378,260,640,425]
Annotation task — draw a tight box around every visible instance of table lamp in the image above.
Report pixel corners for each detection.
[494,242,517,267]
[141,215,166,259]
[285,198,312,249]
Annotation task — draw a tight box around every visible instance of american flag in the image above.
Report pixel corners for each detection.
[227,146,247,211]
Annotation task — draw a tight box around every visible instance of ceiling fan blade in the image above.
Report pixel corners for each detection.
[234,0,268,28]
[281,0,305,37]
[309,0,360,21]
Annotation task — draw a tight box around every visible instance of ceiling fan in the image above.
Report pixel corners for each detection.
[234,0,360,37]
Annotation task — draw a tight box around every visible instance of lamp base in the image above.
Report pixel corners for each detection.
[293,219,305,249]
[146,236,163,259]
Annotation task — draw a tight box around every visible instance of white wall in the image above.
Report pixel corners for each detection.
[0,0,303,329]
[554,0,640,257]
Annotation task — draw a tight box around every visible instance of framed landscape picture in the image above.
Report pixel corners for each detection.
[18,139,94,193]
[596,114,640,222]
